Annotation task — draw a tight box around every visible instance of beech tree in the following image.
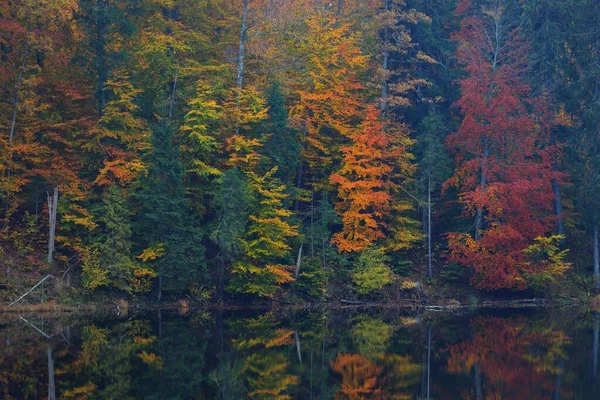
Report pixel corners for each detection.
[445,0,565,290]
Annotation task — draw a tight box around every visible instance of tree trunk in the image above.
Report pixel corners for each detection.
[157,274,162,302]
[594,314,599,379]
[9,43,28,144]
[336,0,343,16]
[157,310,162,338]
[294,331,303,365]
[427,168,433,279]
[236,0,249,91]
[294,128,307,212]
[218,257,225,301]
[380,0,390,116]
[474,363,483,399]
[47,187,58,264]
[295,244,303,278]
[594,224,599,290]
[47,347,56,400]
[234,0,249,136]
[550,132,565,236]
[97,0,107,116]
[168,68,179,120]
[474,138,488,240]
[427,326,432,400]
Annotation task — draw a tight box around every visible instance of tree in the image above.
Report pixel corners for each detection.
[83,185,142,291]
[415,112,452,278]
[211,167,250,299]
[330,106,418,253]
[445,0,564,290]
[262,83,300,189]
[136,122,205,299]
[290,9,368,190]
[227,167,299,298]
[351,247,394,295]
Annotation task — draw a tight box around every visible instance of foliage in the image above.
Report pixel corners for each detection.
[351,247,395,295]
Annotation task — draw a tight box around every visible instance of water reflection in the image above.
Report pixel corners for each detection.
[1,308,600,399]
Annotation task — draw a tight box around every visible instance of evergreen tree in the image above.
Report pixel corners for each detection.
[211,167,250,298]
[415,112,452,277]
[97,185,135,290]
[263,83,300,188]
[137,121,205,298]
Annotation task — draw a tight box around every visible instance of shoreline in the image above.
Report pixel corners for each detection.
[0,296,582,315]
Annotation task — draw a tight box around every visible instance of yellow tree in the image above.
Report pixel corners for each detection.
[290,9,369,189]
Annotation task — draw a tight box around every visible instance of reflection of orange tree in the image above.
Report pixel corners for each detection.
[446,317,570,400]
[330,353,421,400]
[331,354,383,399]
[232,314,300,399]
[330,317,421,400]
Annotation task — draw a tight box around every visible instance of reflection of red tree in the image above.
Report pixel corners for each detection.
[447,317,569,400]
[331,354,384,399]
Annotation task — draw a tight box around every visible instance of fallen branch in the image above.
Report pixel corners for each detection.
[8,275,52,306]
[340,299,364,305]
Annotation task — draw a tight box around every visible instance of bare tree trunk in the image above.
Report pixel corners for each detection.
[550,131,565,236]
[97,0,107,116]
[294,331,303,365]
[235,0,249,108]
[294,128,307,212]
[168,68,179,120]
[47,347,56,400]
[594,224,599,290]
[336,0,343,16]
[157,274,163,302]
[218,257,225,301]
[594,314,599,379]
[157,310,162,338]
[310,191,315,257]
[380,0,390,116]
[47,187,58,264]
[552,177,564,235]
[427,326,432,400]
[427,168,433,279]
[474,138,488,240]
[9,43,28,144]
[295,244,303,278]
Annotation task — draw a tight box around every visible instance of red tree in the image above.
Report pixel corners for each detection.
[445,0,564,289]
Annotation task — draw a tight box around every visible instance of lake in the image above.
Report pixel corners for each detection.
[1,306,598,399]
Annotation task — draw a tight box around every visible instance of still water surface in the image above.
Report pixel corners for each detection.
[1,307,599,399]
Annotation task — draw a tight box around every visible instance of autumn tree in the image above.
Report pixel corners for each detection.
[290,9,368,190]
[330,106,418,253]
[445,0,565,290]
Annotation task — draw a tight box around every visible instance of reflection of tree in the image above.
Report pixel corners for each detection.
[330,317,422,400]
[137,318,211,399]
[227,313,300,400]
[446,317,570,400]
[57,321,158,399]
[331,354,383,399]
[351,316,395,356]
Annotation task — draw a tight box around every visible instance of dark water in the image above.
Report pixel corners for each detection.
[1,307,599,399]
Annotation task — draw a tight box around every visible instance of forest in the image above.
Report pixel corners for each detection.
[1,0,600,306]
